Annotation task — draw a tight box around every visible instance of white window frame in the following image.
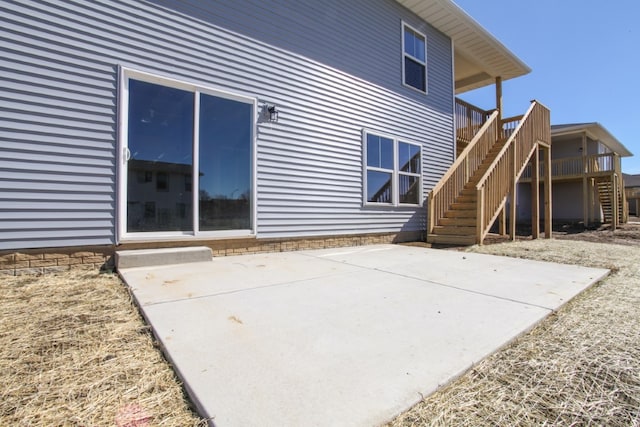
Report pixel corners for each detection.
[401,21,428,94]
[362,129,423,207]
[117,67,258,243]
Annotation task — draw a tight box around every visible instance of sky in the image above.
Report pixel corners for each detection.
[452,0,640,174]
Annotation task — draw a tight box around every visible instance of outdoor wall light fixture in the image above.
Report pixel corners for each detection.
[267,105,279,122]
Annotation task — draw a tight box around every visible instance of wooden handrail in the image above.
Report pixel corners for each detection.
[428,110,500,234]
[500,115,524,139]
[501,114,525,123]
[455,98,493,144]
[475,101,551,242]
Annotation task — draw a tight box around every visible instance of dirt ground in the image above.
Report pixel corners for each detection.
[2,223,640,426]
[475,218,640,248]
[552,219,640,247]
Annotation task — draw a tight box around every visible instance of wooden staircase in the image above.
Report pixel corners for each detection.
[430,138,509,245]
[595,175,624,226]
[428,101,551,245]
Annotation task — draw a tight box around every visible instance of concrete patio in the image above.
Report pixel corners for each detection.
[117,244,608,427]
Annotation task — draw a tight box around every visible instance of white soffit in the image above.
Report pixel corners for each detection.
[395,0,531,93]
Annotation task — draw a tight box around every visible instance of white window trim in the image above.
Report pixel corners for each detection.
[362,129,423,207]
[116,66,258,243]
[401,21,428,94]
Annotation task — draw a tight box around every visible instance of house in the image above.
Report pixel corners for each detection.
[0,0,548,273]
[623,173,640,217]
[518,123,633,228]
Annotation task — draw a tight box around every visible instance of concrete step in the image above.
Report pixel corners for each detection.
[115,246,213,269]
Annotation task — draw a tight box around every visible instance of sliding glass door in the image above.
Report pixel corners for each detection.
[198,94,252,231]
[123,73,254,237]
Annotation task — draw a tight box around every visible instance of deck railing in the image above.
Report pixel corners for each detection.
[455,98,492,145]
[475,101,551,242]
[521,153,617,180]
[500,114,524,140]
[428,110,500,235]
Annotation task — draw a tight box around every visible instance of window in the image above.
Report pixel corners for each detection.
[136,171,152,183]
[143,202,156,220]
[402,23,426,93]
[398,141,421,204]
[364,131,422,206]
[176,202,187,219]
[156,172,169,192]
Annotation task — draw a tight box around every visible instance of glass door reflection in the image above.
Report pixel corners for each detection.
[198,94,252,231]
[126,80,194,232]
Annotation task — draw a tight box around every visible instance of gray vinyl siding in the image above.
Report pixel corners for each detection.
[0,0,454,249]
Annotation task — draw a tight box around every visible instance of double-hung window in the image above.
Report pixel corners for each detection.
[402,23,427,93]
[364,131,422,206]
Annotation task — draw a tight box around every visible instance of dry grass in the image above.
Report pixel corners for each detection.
[3,238,640,426]
[389,239,640,426]
[0,270,206,426]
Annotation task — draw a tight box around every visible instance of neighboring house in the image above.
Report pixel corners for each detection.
[1,0,546,272]
[623,173,640,217]
[518,123,633,228]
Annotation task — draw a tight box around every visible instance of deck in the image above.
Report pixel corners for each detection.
[519,153,621,183]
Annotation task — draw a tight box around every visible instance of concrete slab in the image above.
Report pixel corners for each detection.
[303,245,609,310]
[118,244,609,427]
[121,251,362,306]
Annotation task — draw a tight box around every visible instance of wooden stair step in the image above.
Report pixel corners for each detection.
[455,195,477,203]
[426,234,476,245]
[444,210,477,218]
[438,217,476,226]
[432,225,476,235]
[450,202,476,210]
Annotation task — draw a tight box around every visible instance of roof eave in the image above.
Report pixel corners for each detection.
[551,123,633,157]
[394,0,531,93]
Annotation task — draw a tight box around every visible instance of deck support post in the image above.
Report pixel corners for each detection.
[509,138,517,240]
[428,194,435,241]
[590,178,596,223]
[614,154,624,225]
[499,208,507,236]
[476,187,485,244]
[543,145,552,238]
[581,132,589,227]
[495,76,503,123]
[531,145,540,239]
[612,172,619,230]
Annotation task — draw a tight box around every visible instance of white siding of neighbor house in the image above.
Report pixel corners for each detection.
[0,0,454,250]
